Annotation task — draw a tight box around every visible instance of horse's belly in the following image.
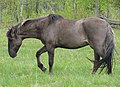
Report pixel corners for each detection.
[58,38,88,49]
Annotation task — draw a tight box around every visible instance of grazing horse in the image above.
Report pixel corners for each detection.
[6,14,114,74]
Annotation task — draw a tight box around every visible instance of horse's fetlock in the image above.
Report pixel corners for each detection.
[38,64,42,68]
[38,64,46,72]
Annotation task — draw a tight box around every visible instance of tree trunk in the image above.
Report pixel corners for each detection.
[14,1,19,22]
[19,0,24,22]
[94,0,99,16]
[36,0,39,14]
[0,2,2,23]
[26,0,29,18]
[72,0,78,18]
[61,0,65,11]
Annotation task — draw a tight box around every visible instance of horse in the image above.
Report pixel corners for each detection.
[6,14,114,74]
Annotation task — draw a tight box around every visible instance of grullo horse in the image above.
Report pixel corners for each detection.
[6,14,114,74]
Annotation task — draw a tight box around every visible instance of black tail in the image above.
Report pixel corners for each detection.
[99,32,114,74]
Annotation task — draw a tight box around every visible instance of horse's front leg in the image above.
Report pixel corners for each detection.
[36,46,47,72]
[46,45,55,73]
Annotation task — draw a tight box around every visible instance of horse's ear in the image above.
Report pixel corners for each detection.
[6,29,12,38]
[8,28,11,30]
[6,24,13,30]
[21,19,31,26]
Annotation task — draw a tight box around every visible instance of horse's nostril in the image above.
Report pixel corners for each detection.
[9,50,17,58]
[10,53,17,58]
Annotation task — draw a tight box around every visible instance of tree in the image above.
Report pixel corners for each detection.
[94,0,100,16]
[19,0,24,22]
[0,0,119,23]
[0,2,2,23]
[26,0,29,18]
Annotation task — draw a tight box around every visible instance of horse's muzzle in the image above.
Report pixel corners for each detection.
[9,50,17,58]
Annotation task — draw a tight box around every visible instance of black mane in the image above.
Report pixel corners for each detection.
[17,14,63,27]
[20,16,47,27]
[48,14,64,23]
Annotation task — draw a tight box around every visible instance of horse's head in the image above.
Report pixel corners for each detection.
[6,14,64,58]
[6,27,22,58]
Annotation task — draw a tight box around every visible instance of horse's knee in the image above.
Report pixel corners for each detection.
[36,46,47,58]
[36,50,43,58]
[36,51,40,58]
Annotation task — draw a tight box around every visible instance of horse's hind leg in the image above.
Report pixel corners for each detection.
[107,53,112,74]
[92,51,100,74]
[36,46,47,72]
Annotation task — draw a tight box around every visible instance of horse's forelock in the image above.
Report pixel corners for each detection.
[7,26,17,38]
[6,29,12,38]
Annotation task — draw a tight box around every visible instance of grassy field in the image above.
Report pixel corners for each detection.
[0,27,120,87]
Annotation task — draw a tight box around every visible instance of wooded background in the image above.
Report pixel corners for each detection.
[0,0,120,27]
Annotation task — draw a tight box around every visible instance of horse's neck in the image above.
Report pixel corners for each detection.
[19,19,48,39]
[19,25,38,39]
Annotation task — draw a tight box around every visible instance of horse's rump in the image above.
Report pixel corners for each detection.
[83,17,114,74]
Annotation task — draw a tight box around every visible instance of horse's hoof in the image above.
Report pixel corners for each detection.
[107,71,112,75]
[92,72,96,74]
[42,67,46,72]
[92,70,97,74]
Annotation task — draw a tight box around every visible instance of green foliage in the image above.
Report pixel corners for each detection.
[0,0,120,23]
[113,0,120,9]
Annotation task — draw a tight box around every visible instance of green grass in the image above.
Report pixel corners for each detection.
[0,27,120,87]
